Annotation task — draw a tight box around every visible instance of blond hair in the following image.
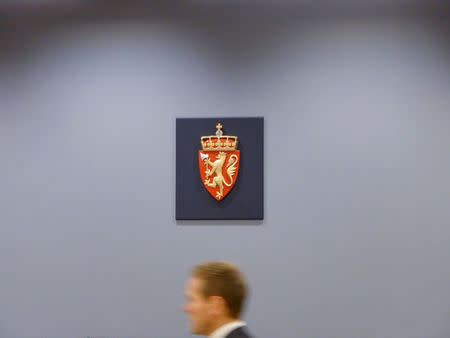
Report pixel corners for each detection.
[192,261,248,318]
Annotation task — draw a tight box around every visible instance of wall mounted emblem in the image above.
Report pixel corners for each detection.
[199,123,240,201]
[176,117,263,220]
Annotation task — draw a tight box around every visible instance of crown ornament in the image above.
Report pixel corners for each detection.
[201,123,238,151]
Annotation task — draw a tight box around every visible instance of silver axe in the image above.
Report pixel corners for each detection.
[200,153,210,174]
[200,153,209,161]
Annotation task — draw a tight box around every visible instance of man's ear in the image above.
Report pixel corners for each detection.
[209,295,227,315]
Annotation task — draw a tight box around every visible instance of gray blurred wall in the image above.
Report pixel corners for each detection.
[0,4,449,338]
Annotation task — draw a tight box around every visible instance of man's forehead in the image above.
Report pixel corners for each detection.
[185,277,203,293]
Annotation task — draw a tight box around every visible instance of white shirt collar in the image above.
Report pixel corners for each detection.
[209,320,246,338]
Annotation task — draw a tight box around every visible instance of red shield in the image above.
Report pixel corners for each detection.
[198,150,240,201]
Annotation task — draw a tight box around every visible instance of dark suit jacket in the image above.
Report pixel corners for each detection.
[226,326,253,338]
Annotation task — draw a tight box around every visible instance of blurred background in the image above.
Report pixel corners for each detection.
[0,1,449,338]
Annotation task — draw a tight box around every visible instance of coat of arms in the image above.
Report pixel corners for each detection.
[198,123,240,201]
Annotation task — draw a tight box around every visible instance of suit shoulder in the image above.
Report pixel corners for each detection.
[226,326,253,338]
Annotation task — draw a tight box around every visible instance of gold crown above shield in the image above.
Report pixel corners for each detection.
[201,123,238,151]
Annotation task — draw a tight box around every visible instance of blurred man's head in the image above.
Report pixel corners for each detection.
[182,261,248,335]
